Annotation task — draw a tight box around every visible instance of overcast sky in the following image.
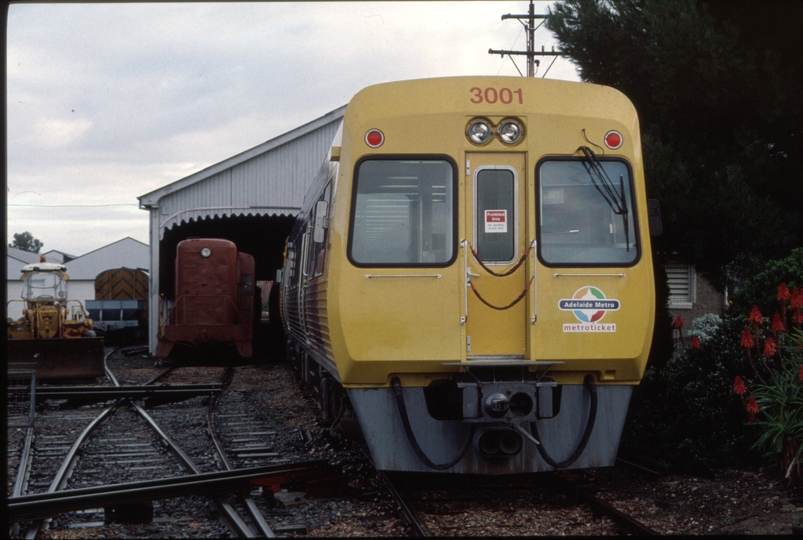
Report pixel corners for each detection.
[6,1,578,257]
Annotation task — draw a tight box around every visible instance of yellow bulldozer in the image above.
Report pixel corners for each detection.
[7,258,105,380]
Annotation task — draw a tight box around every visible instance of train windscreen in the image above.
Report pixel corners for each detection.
[350,159,455,266]
[538,158,639,266]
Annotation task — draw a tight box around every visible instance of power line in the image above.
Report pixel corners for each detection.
[488,0,564,77]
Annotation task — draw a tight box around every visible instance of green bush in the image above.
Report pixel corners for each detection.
[620,248,803,471]
[728,247,803,316]
[621,314,758,470]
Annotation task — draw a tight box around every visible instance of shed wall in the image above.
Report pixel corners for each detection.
[156,119,341,235]
[143,109,345,354]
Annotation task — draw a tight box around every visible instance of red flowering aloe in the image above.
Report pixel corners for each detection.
[689,335,700,350]
[673,316,685,329]
[771,311,786,335]
[749,305,763,343]
[778,283,791,302]
[746,395,760,414]
[740,326,755,349]
[745,395,760,425]
[733,375,747,396]
[763,337,777,357]
[793,308,803,329]
[791,287,803,310]
[779,283,791,321]
[739,282,803,484]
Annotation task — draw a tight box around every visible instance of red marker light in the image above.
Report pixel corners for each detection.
[365,129,384,148]
[604,130,623,149]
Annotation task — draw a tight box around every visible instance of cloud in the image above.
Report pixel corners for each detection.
[6,2,576,255]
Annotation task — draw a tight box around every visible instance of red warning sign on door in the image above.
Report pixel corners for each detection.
[485,210,507,233]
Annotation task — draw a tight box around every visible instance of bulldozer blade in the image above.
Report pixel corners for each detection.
[7,337,105,380]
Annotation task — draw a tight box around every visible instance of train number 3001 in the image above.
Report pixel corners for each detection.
[469,87,523,105]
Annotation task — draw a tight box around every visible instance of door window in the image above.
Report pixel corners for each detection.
[475,167,516,263]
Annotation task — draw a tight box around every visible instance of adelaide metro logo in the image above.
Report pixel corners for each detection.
[558,286,620,332]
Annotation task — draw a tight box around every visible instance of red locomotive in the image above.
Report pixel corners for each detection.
[156,238,257,359]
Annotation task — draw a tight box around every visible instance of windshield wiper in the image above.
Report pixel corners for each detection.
[578,146,630,252]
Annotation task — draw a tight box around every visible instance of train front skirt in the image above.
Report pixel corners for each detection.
[348,384,632,474]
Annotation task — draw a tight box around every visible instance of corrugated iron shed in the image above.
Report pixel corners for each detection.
[137,105,345,354]
[138,105,345,235]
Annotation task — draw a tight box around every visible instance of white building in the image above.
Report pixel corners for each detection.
[6,237,149,320]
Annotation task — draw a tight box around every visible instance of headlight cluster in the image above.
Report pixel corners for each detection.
[466,118,524,146]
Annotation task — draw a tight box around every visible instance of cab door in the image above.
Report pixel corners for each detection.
[464,152,532,358]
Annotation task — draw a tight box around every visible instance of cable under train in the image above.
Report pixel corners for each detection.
[279,76,658,474]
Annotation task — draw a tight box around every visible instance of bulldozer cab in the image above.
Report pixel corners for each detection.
[20,263,69,304]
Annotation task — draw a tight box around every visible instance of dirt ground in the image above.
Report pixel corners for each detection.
[235,362,803,535]
[562,464,803,535]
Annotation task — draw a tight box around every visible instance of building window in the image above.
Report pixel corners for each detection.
[665,260,696,309]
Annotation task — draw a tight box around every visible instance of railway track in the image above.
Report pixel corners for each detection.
[9,349,669,537]
[6,349,337,538]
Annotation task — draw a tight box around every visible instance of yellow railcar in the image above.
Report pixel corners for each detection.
[281,76,657,473]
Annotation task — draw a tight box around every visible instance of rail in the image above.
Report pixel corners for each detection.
[7,369,36,428]
[12,350,262,538]
[34,384,222,402]
[207,369,277,538]
[546,472,660,535]
[8,464,335,523]
[376,471,432,537]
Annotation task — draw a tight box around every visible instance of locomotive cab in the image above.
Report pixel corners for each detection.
[156,238,256,360]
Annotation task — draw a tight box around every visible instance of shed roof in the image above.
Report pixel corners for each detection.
[138,106,345,237]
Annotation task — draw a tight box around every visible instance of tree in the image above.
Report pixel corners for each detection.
[9,232,43,254]
[546,0,803,286]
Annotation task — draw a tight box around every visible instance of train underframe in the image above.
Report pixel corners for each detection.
[156,324,252,359]
[288,340,632,474]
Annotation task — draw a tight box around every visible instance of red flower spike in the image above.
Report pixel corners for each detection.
[793,308,803,327]
[778,283,791,302]
[673,316,684,329]
[798,364,803,383]
[733,376,747,396]
[749,305,763,325]
[689,336,700,349]
[746,396,759,414]
[740,326,755,349]
[771,312,785,333]
[791,287,803,309]
[763,337,777,357]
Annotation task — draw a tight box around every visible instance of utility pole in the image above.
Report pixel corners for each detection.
[489,0,562,77]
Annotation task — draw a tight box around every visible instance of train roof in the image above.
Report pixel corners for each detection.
[346,76,637,123]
